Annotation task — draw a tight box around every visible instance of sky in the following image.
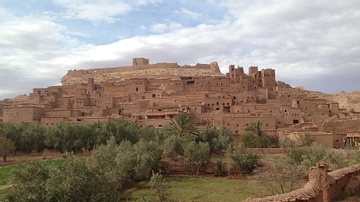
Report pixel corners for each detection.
[0,0,359,100]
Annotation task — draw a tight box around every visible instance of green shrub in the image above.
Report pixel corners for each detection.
[184,141,210,175]
[228,144,260,176]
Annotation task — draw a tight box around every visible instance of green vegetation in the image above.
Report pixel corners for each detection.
[184,141,210,175]
[127,176,268,202]
[245,120,262,136]
[167,112,199,137]
[0,166,12,186]
[0,137,15,162]
[1,117,359,201]
[228,144,260,176]
[256,156,306,194]
[0,159,64,200]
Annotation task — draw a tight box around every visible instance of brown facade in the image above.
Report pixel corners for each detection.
[1,58,356,147]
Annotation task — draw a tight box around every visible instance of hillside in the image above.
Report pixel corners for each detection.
[311,91,360,112]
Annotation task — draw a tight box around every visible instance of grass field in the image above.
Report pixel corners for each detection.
[0,165,14,200]
[125,175,269,201]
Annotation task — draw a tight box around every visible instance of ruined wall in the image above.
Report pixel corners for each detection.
[61,58,224,86]
[246,163,360,202]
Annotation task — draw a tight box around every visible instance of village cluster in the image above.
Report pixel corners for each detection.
[1,58,359,148]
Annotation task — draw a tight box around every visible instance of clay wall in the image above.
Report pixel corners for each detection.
[99,96,115,108]
[102,82,127,94]
[132,58,149,66]
[3,106,45,124]
[117,103,137,117]
[137,100,151,111]
[333,134,346,148]
[55,97,71,110]
[214,115,276,135]
[232,104,256,113]
[329,103,339,116]
[246,164,360,202]
[40,94,57,105]
[45,110,73,118]
[203,97,232,112]
[184,94,207,106]
[194,63,211,69]
[228,65,245,79]
[143,116,173,128]
[311,133,333,148]
[278,92,309,103]
[165,80,184,92]
[243,91,267,103]
[0,104,3,119]
[139,62,179,70]
[293,98,328,116]
[152,97,179,108]
[188,105,206,119]
[41,117,68,127]
[32,88,47,95]
[209,78,231,92]
[183,79,207,91]
[73,98,89,109]
[74,88,88,98]
[168,96,186,106]
[321,119,360,135]
[248,66,258,75]
[287,132,334,148]
[230,79,250,92]
[126,78,148,93]
[261,69,276,91]
[57,85,74,96]
[146,91,164,100]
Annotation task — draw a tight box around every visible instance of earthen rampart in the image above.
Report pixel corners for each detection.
[246,163,360,202]
[61,59,223,85]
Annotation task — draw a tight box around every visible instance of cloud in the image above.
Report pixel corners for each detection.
[52,0,163,23]
[178,7,202,19]
[151,23,168,33]
[1,0,360,99]
[150,22,183,33]
[0,12,81,99]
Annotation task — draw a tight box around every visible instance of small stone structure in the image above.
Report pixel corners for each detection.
[246,162,360,202]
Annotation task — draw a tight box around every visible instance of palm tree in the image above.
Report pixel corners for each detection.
[168,112,199,137]
[245,120,262,136]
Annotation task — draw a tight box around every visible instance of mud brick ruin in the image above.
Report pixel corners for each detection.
[1,58,360,147]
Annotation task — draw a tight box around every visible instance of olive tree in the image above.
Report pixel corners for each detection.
[184,141,210,175]
[228,144,260,176]
[0,136,15,162]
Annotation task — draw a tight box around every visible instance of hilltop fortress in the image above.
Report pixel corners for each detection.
[61,58,224,85]
[1,58,360,148]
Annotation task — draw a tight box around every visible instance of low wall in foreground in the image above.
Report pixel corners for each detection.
[246,162,360,202]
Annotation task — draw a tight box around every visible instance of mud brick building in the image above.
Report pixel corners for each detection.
[2,58,359,147]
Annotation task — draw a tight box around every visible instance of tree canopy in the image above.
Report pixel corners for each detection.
[0,136,15,162]
[168,112,199,137]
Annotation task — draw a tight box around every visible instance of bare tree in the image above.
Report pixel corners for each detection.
[255,156,306,194]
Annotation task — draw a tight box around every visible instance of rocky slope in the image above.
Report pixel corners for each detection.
[311,91,360,112]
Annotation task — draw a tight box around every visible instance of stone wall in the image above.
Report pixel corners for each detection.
[246,163,360,202]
